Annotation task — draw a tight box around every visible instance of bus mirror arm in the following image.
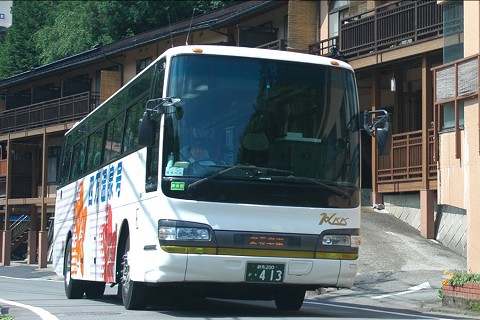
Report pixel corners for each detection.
[145,97,182,117]
[363,110,392,156]
[139,97,183,146]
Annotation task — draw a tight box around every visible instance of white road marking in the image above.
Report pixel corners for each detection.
[371,281,432,300]
[0,298,59,320]
[305,299,453,320]
[0,275,62,282]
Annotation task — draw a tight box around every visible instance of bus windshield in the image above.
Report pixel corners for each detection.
[162,54,360,208]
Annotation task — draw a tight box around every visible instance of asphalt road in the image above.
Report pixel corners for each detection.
[0,208,476,319]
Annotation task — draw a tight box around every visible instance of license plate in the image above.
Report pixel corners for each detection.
[246,263,285,283]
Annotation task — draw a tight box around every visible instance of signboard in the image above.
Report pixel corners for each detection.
[0,1,12,29]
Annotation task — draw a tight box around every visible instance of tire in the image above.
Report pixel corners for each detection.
[274,287,305,311]
[120,234,147,310]
[64,237,86,299]
[85,281,105,299]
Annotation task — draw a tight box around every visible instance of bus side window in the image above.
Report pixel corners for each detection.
[71,140,87,179]
[87,128,104,171]
[105,114,125,162]
[123,99,147,153]
[58,137,73,186]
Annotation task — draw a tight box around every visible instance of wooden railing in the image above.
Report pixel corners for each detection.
[0,91,99,135]
[257,39,287,51]
[309,1,443,59]
[309,36,339,58]
[377,129,437,192]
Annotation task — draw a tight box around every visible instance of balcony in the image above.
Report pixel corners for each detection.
[309,0,443,60]
[309,37,340,58]
[257,39,287,51]
[376,129,437,193]
[0,91,99,135]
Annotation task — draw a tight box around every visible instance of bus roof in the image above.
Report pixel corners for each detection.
[162,45,353,71]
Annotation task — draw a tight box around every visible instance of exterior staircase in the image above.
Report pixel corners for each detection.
[11,215,30,254]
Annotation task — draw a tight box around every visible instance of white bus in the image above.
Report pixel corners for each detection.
[53,45,389,311]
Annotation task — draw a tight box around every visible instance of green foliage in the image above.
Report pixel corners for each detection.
[449,272,480,287]
[0,0,238,80]
[0,315,15,320]
[0,0,57,78]
[439,270,480,300]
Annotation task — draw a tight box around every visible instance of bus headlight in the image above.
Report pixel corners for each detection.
[177,227,210,240]
[322,234,361,247]
[322,234,350,246]
[158,220,211,241]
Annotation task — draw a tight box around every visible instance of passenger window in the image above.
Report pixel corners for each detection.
[123,98,147,153]
[71,139,87,179]
[87,128,104,171]
[105,114,125,162]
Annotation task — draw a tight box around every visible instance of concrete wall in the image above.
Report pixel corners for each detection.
[381,193,467,258]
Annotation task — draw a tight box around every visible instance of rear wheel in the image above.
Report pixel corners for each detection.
[274,288,305,311]
[85,281,105,299]
[64,237,85,299]
[120,235,147,310]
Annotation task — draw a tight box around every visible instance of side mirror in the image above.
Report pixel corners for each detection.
[138,112,155,147]
[363,110,392,156]
[376,125,392,156]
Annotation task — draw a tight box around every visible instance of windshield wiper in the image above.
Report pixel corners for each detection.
[270,175,350,199]
[187,165,292,190]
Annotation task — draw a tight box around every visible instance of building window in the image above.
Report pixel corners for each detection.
[137,57,152,74]
[443,0,463,64]
[329,0,349,39]
[441,101,464,131]
[48,146,61,184]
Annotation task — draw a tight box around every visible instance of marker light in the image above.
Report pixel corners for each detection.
[193,48,203,53]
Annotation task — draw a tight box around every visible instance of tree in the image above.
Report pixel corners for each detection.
[0,0,238,80]
[0,1,57,79]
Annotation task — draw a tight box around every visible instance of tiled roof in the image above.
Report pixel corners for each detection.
[0,0,281,90]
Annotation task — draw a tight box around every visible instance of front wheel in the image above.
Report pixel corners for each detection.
[274,288,305,311]
[120,235,147,310]
[64,237,85,299]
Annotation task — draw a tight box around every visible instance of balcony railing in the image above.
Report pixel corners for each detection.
[309,0,443,59]
[0,91,99,135]
[308,37,339,58]
[256,39,287,51]
[377,129,437,192]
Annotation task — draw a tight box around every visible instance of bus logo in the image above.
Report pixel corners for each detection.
[88,162,122,206]
[319,212,349,226]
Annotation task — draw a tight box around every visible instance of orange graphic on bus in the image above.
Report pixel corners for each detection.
[102,204,117,282]
[71,182,87,277]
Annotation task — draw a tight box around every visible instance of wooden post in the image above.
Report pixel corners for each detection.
[420,190,435,238]
[0,227,2,263]
[27,205,37,264]
[1,136,12,266]
[1,229,11,266]
[420,54,435,239]
[371,69,383,206]
[38,130,48,268]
